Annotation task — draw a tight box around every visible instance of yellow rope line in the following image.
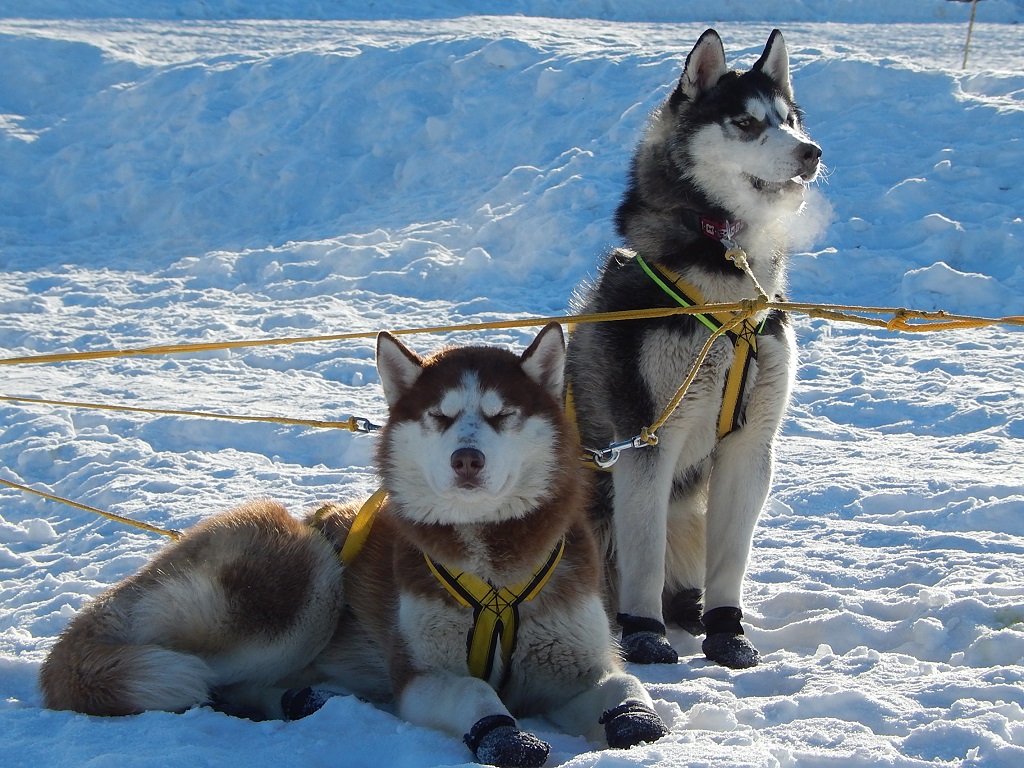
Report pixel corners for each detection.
[637,302,1021,449]
[2,298,1021,539]
[0,310,683,366]
[0,395,377,432]
[1,304,1020,368]
[643,314,748,442]
[0,476,181,540]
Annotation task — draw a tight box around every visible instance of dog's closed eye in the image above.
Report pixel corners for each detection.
[427,410,456,430]
[484,409,519,430]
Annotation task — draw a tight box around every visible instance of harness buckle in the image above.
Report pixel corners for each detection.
[351,416,382,433]
[587,435,653,468]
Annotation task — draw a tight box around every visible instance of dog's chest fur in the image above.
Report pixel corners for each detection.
[309,492,616,716]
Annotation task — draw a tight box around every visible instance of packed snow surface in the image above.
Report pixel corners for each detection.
[1,1,1022,766]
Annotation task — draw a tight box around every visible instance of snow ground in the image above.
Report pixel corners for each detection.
[1,2,1022,766]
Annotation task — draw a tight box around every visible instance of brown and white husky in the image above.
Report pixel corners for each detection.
[40,323,666,768]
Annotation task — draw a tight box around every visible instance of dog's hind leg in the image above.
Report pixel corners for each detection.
[41,500,345,717]
[210,682,341,721]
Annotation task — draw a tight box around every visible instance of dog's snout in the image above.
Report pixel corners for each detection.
[798,141,822,174]
[451,448,485,482]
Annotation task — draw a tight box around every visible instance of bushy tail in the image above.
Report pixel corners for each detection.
[40,637,214,716]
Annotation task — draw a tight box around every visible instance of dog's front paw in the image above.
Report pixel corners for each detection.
[701,607,760,669]
[618,614,679,665]
[702,633,760,668]
[599,700,668,748]
[622,631,679,664]
[281,687,339,720]
[464,714,550,768]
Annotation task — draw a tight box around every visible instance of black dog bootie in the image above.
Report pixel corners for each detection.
[464,714,550,768]
[618,613,679,664]
[600,700,669,748]
[701,607,760,669]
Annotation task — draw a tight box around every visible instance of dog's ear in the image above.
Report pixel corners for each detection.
[678,29,727,102]
[376,332,423,409]
[520,322,565,400]
[753,29,793,100]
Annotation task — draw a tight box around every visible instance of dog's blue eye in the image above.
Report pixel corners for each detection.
[732,117,754,130]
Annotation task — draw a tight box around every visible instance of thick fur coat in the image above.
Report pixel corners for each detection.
[566,29,821,669]
[40,324,667,768]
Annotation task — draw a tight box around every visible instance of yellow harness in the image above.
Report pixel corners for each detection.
[425,538,565,685]
[566,253,768,465]
[634,251,767,440]
[318,489,564,685]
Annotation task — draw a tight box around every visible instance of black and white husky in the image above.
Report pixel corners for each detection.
[566,29,821,668]
[40,325,667,768]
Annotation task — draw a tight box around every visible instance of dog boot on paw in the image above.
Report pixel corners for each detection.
[281,687,340,720]
[464,714,550,768]
[618,614,678,664]
[600,700,669,748]
[702,607,760,669]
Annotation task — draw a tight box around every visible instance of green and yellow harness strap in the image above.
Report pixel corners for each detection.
[634,251,768,440]
[424,537,566,685]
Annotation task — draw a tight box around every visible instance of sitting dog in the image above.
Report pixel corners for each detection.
[566,29,821,668]
[40,323,667,768]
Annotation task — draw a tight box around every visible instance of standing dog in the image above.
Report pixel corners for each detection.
[566,29,821,668]
[40,324,666,768]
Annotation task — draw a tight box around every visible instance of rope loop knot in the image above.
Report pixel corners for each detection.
[737,297,769,319]
[639,428,659,448]
[887,309,910,332]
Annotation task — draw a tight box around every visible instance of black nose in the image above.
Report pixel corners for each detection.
[451,448,485,481]
[799,141,822,172]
